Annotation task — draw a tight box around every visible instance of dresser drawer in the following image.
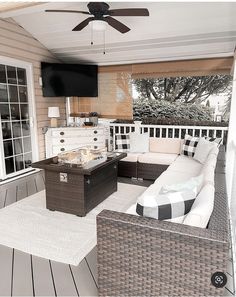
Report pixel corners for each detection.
[52,136,105,146]
[52,143,105,155]
[52,128,104,137]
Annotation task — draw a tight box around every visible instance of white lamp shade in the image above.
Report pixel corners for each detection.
[48,107,60,118]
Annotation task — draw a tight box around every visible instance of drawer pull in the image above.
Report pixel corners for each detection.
[60,139,65,143]
[60,148,65,152]
[94,146,98,149]
[94,138,97,141]
[60,132,64,136]
[94,130,98,134]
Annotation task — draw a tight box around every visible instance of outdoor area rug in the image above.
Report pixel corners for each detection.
[0,183,146,266]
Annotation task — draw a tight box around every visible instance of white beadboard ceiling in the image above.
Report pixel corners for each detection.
[2,2,236,65]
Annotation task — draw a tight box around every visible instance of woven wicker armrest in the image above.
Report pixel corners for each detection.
[97,209,229,297]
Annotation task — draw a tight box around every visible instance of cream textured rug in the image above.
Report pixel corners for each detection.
[0,183,146,266]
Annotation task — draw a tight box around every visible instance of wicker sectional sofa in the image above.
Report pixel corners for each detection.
[97,143,230,296]
[118,137,182,180]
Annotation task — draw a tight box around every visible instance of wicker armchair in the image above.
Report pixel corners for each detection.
[97,147,230,296]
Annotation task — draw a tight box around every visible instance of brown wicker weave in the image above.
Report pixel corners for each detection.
[97,146,230,296]
[118,161,137,178]
[137,162,168,180]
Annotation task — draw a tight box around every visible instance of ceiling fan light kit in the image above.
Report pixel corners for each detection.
[46,2,149,33]
[46,2,149,54]
[89,20,107,31]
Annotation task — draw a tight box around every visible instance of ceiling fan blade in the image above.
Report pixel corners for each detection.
[45,9,90,15]
[105,16,130,33]
[107,8,149,16]
[72,17,94,31]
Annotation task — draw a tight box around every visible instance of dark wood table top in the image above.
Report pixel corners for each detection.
[32,152,127,175]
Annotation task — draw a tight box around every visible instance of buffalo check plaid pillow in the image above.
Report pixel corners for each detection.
[182,134,199,157]
[136,187,197,221]
[115,134,130,152]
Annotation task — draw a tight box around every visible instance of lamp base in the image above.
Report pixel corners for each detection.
[50,118,58,128]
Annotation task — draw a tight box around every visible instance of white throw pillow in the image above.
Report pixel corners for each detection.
[183,183,215,228]
[129,132,149,153]
[160,174,203,195]
[193,137,217,164]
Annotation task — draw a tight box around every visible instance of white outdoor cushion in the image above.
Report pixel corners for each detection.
[183,183,215,228]
[193,137,217,164]
[201,163,215,186]
[120,153,142,162]
[139,170,196,201]
[160,174,204,195]
[149,138,182,154]
[129,133,149,153]
[168,155,202,175]
[138,152,178,165]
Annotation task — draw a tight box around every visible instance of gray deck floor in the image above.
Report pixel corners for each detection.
[0,170,234,296]
[0,170,98,297]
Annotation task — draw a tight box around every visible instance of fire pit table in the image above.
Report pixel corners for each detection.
[32,149,126,216]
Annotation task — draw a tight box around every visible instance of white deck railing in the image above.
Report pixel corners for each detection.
[109,123,229,150]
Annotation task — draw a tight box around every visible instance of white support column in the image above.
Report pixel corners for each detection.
[226,57,236,289]
[226,58,236,202]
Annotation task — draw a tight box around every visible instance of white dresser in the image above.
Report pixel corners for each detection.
[45,126,106,158]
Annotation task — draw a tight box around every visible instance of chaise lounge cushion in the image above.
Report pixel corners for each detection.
[138,152,178,165]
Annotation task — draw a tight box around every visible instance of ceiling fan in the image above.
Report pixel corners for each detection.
[45,2,149,34]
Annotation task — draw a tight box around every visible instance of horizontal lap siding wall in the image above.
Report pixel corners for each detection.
[0,18,66,160]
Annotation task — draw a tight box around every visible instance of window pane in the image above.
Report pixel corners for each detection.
[13,138,23,154]
[7,66,17,84]
[2,122,12,139]
[12,121,22,138]
[9,85,18,102]
[10,104,20,120]
[24,152,32,168]
[21,121,30,136]
[3,140,13,157]
[0,65,6,83]
[0,104,10,120]
[17,68,27,85]
[5,157,14,174]
[19,86,28,102]
[0,84,8,102]
[15,155,24,171]
[20,104,29,119]
[23,136,31,153]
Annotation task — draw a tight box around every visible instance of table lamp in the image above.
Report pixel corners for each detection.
[48,107,60,128]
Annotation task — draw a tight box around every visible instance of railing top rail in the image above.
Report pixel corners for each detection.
[109,123,229,130]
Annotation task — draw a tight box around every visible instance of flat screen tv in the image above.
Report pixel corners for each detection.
[41,62,98,97]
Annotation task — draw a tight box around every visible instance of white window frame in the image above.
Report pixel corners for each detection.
[0,56,39,180]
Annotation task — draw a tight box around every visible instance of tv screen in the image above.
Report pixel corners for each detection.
[41,62,98,97]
